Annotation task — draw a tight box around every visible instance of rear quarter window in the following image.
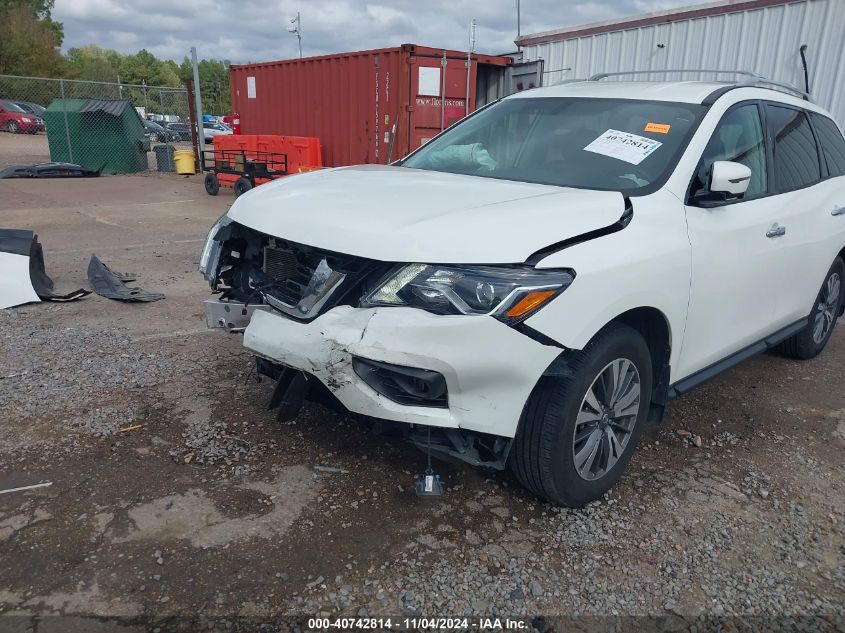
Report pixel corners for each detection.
[809,113,845,177]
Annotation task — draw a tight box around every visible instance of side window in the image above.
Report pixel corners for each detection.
[809,113,845,177]
[766,104,821,191]
[691,103,768,200]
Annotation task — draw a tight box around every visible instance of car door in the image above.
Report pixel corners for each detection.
[810,111,845,253]
[760,103,832,323]
[678,101,795,379]
[773,108,845,323]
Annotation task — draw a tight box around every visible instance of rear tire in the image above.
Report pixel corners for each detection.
[510,323,653,507]
[204,173,220,196]
[233,176,253,197]
[779,258,844,360]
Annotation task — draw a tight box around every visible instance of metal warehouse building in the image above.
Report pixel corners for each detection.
[515,0,845,125]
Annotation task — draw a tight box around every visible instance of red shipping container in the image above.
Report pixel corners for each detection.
[229,44,513,167]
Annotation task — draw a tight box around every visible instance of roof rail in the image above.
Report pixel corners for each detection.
[588,69,764,81]
[735,77,812,101]
[588,69,811,101]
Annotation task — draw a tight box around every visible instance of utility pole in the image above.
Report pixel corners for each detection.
[191,46,206,170]
[517,0,521,38]
[289,12,302,58]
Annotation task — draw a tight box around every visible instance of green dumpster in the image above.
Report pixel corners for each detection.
[44,99,150,174]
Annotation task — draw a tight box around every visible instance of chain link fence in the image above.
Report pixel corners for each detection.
[0,74,194,173]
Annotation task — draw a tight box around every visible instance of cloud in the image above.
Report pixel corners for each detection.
[53,0,693,64]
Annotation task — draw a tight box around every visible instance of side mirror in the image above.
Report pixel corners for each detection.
[710,160,751,197]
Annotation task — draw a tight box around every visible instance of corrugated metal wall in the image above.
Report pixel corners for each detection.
[520,0,845,125]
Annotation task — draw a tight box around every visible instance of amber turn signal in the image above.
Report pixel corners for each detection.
[505,290,557,318]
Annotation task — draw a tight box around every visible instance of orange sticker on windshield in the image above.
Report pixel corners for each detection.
[645,122,671,134]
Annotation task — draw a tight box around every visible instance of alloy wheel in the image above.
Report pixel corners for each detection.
[572,358,641,481]
[813,272,841,344]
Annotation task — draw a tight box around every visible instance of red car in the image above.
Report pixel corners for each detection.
[0,99,45,134]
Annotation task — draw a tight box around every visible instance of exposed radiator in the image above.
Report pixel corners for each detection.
[263,242,299,283]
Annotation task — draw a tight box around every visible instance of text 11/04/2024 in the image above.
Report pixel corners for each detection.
[306,617,530,630]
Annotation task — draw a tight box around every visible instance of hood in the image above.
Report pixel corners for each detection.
[227,165,626,264]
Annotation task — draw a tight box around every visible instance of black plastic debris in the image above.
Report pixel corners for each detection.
[0,162,104,179]
[0,228,37,256]
[87,254,164,302]
[29,237,91,301]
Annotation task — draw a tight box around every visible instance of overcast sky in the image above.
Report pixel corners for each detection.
[53,0,693,64]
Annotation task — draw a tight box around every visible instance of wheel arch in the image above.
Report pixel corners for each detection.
[608,307,672,410]
[541,305,672,420]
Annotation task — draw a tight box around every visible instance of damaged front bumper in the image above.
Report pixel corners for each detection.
[211,301,560,439]
[200,220,567,466]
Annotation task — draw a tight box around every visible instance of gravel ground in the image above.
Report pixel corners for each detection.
[0,175,843,631]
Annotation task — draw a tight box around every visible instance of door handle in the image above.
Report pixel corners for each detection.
[766,225,786,238]
[832,206,845,216]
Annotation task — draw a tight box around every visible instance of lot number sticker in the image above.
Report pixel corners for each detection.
[584,129,662,165]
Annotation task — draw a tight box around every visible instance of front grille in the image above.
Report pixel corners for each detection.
[215,221,396,320]
[241,236,389,320]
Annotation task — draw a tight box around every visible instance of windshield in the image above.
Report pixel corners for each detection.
[401,97,705,191]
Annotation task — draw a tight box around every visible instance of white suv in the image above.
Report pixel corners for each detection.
[200,76,845,506]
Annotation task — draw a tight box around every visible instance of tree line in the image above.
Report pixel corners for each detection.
[0,0,231,114]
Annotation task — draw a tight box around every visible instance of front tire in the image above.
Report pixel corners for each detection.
[8,121,20,134]
[510,324,653,507]
[779,257,844,360]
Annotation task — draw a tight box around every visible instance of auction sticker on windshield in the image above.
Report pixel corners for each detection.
[583,129,663,165]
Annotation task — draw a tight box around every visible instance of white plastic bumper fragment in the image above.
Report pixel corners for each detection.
[0,251,40,309]
[0,229,91,309]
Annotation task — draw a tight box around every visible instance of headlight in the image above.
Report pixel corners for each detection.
[363,264,574,324]
[22,117,31,123]
[198,214,233,276]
